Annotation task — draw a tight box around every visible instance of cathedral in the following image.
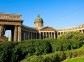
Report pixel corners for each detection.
[0,13,84,41]
[21,15,57,40]
[21,14,84,41]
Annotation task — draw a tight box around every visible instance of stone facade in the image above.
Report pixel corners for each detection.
[0,13,84,42]
[0,13,22,42]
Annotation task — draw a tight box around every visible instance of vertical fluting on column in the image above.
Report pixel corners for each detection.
[18,26,21,42]
[14,26,18,41]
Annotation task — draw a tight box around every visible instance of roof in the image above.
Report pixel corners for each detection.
[22,25,38,31]
[39,26,57,31]
[34,14,43,23]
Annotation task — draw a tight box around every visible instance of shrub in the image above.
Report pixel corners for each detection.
[35,40,52,55]
[11,41,35,62]
[50,40,62,52]
[49,39,82,52]
[11,39,52,62]
[21,45,84,62]
[21,55,44,62]
[0,42,15,62]
[58,31,84,42]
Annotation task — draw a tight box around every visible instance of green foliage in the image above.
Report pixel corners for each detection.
[50,40,62,51]
[0,42,15,62]
[49,39,82,52]
[35,40,52,55]
[21,51,66,62]
[0,31,84,62]
[11,39,52,62]
[63,57,84,62]
[21,55,44,62]
[11,41,35,62]
[58,31,84,42]
[21,44,84,62]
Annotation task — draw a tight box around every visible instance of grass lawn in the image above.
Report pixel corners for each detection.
[63,56,84,62]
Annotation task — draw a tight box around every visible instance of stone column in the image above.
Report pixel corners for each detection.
[21,31,23,41]
[35,32,37,39]
[49,32,50,38]
[54,32,56,39]
[43,32,44,39]
[82,30,84,33]
[47,32,48,38]
[39,32,41,39]
[31,33,32,39]
[51,32,52,38]
[50,32,51,38]
[23,32,25,40]
[51,32,53,38]
[83,30,84,33]
[0,25,4,37]
[0,25,2,37]
[11,30,14,41]
[14,26,18,41]
[22,31,25,40]
[18,26,21,42]
[45,32,46,38]
[28,32,29,39]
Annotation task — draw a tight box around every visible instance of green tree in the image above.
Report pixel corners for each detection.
[58,31,84,42]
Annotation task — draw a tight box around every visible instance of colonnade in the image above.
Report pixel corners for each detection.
[58,29,84,36]
[21,31,57,40]
[21,31,39,40]
[0,25,21,41]
[14,25,21,41]
[39,31,56,39]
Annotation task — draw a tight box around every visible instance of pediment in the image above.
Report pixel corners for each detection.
[40,26,56,31]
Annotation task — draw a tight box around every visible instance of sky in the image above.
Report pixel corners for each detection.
[0,0,84,29]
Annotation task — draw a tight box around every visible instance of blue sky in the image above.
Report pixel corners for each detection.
[0,0,84,29]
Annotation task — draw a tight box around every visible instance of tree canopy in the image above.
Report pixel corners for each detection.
[57,31,84,42]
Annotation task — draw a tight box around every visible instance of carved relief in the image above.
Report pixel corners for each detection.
[0,13,21,20]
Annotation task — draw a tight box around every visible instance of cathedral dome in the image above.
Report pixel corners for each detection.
[34,15,43,23]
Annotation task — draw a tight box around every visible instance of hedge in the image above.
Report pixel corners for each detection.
[0,38,83,62]
[21,44,84,62]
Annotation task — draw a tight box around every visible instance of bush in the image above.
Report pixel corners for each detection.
[58,31,84,42]
[35,40,52,55]
[21,45,84,62]
[11,39,52,62]
[0,42,15,62]
[0,36,83,62]
[21,51,66,62]
[49,39,82,52]
[21,55,44,62]
[11,41,35,62]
